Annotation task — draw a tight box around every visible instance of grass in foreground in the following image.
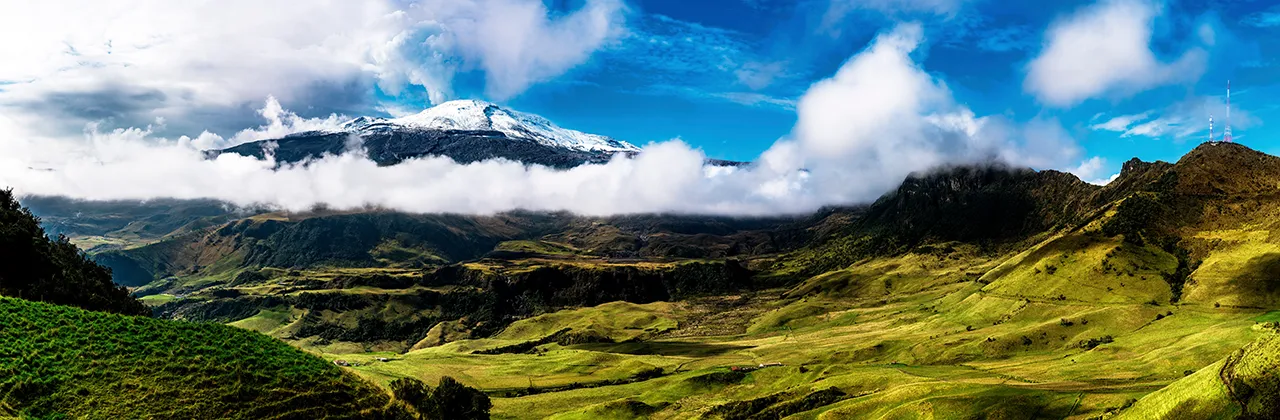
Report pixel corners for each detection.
[0,296,400,419]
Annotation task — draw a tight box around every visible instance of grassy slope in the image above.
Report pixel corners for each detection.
[1184,228,1280,307]
[1120,333,1280,419]
[493,301,684,342]
[1116,360,1238,420]
[494,240,583,256]
[311,274,1270,419]
[980,232,1177,304]
[200,196,1280,418]
[0,296,396,419]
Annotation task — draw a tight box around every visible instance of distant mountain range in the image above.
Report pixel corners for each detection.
[210,100,736,168]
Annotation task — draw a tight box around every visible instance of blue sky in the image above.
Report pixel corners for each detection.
[429,0,1279,172]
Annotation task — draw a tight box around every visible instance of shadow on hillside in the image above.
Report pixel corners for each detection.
[571,341,752,357]
[1241,252,1280,294]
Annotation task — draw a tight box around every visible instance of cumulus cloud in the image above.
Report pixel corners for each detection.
[1024,0,1207,107]
[780,23,1094,203]
[1088,172,1121,186]
[226,97,350,146]
[1070,157,1115,185]
[1,23,1092,216]
[446,0,627,100]
[0,0,625,137]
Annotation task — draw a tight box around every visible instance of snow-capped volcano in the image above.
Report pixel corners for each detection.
[216,100,645,169]
[345,100,639,153]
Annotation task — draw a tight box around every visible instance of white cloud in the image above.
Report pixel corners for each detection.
[1090,112,1153,132]
[1024,0,1207,107]
[0,0,625,137]
[442,0,628,100]
[226,97,349,146]
[148,97,351,150]
[1002,118,1084,169]
[0,23,1090,216]
[777,23,1089,203]
[735,61,789,90]
[0,123,818,216]
[1089,172,1121,186]
[793,23,942,158]
[1069,156,1110,184]
[1122,117,1181,138]
[1100,94,1259,140]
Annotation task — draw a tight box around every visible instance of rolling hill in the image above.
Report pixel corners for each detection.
[0,296,405,419]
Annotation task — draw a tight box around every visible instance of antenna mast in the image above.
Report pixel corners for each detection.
[1224,80,1233,143]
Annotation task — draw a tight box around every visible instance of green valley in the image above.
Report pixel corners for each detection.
[8,142,1280,418]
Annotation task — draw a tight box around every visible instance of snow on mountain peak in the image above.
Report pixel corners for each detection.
[351,99,639,153]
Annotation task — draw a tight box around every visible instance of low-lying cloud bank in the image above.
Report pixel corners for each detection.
[0,24,1105,216]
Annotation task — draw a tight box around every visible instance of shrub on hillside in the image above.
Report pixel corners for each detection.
[1101,193,1167,245]
[390,377,491,420]
[1079,336,1115,350]
[229,269,269,286]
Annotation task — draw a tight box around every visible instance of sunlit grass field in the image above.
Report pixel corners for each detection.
[301,249,1274,418]
[0,296,392,419]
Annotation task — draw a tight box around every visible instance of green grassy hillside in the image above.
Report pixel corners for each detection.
[0,296,404,419]
[315,284,1271,419]
[1119,333,1280,419]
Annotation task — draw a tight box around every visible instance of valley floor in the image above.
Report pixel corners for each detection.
[282,279,1271,418]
